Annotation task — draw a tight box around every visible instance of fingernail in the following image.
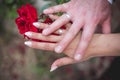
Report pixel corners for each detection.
[24,41,32,47]
[50,66,58,72]
[25,32,32,37]
[74,54,81,61]
[42,29,49,35]
[33,22,40,28]
[55,46,62,53]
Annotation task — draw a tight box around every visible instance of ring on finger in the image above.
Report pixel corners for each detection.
[65,13,71,20]
[58,29,64,35]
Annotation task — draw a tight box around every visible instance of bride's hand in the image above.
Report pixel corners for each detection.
[24,24,100,72]
[24,15,100,71]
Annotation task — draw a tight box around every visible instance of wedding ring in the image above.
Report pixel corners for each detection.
[65,13,71,20]
[58,29,63,35]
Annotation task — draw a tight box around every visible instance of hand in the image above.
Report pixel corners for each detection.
[39,0,111,61]
[24,19,120,72]
[24,22,102,72]
[24,31,96,72]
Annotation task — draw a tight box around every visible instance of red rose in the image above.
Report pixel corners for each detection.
[15,4,66,42]
[15,4,38,36]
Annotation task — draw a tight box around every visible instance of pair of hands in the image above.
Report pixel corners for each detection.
[25,0,111,71]
[24,24,98,72]
[24,15,102,72]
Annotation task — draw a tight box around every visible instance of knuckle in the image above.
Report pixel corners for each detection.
[92,17,99,24]
[68,28,77,36]
[87,17,99,25]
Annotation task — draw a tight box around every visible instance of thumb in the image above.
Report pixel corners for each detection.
[50,57,76,72]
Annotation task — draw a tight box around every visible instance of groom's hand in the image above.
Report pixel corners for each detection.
[34,0,111,61]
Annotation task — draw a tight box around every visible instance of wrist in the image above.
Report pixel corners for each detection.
[91,34,120,57]
[87,34,105,57]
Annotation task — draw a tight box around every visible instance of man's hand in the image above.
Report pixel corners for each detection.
[34,0,111,61]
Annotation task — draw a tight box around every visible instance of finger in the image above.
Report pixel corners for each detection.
[48,14,71,30]
[33,22,49,29]
[33,22,68,33]
[25,32,63,42]
[55,29,66,35]
[48,14,59,20]
[48,14,72,29]
[102,17,111,34]
[42,14,71,35]
[55,20,83,53]
[74,23,97,61]
[43,3,68,14]
[50,57,76,72]
[24,41,56,51]
[33,15,59,29]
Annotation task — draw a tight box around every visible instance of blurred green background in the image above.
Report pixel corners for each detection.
[0,0,120,80]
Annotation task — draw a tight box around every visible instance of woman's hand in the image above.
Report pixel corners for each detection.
[34,0,112,61]
[24,25,102,72]
[24,21,120,72]
[24,32,94,72]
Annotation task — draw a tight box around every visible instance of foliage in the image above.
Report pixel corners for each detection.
[0,0,34,19]
[40,0,70,13]
[0,0,34,41]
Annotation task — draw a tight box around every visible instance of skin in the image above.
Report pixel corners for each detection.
[27,15,118,71]
[24,30,120,72]
[37,0,112,61]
